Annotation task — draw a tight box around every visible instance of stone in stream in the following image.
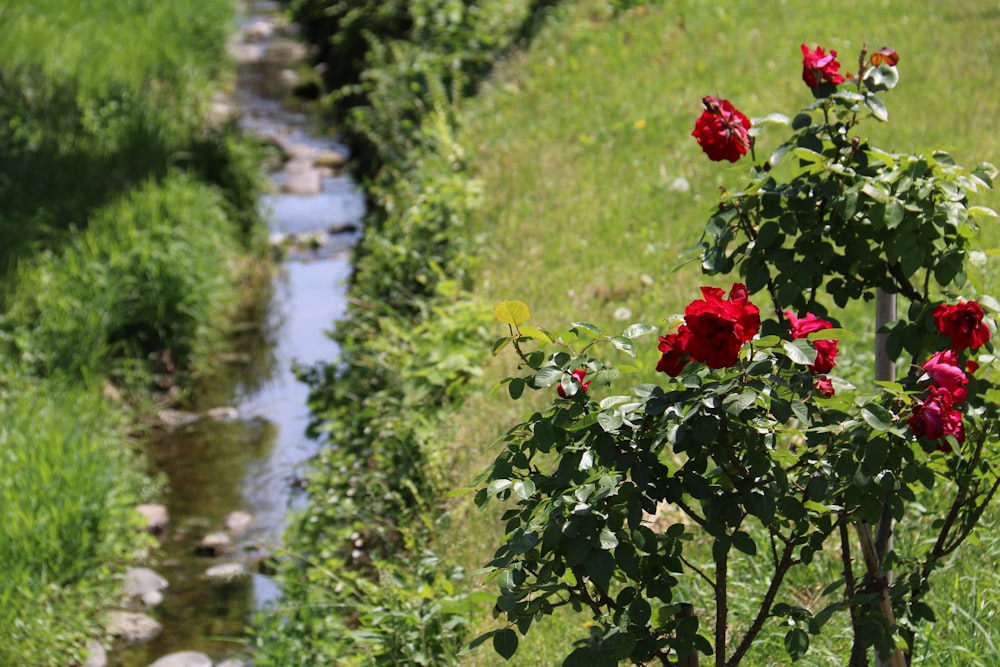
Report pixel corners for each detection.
[82,640,107,667]
[203,561,251,582]
[195,532,233,557]
[104,610,162,643]
[135,504,170,535]
[204,406,239,421]
[223,510,254,536]
[147,651,213,667]
[280,168,323,195]
[313,149,346,169]
[122,567,168,607]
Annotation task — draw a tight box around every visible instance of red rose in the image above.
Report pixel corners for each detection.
[801,44,846,88]
[815,377,835,398]
[967,359,980,374]
[921,349,969,403]
[908,385,965,446]
[557,368,591,398]
[785,311,839,375]
[656,329,691,377]
[692,96,751,163]
[934,301,991,350]
[682,283,760,369]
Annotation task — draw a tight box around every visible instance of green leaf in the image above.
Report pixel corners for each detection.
[861,404,894,431]
[610,336,636,357]
[488,479,512,496]
[598,411,624,432]
[508,377,525,400]
[732,531,757,555]
[749,113,791,136]
[534,366,563,387]
[864,93,889,121]
[623,323,657,339]
[784,627,810,661]
[494,301,530,326]
[493,628,519,660]
[783,339,818,366]
[571,321,602,336]
[492,336,512,355]
[512,479,535,500]
[518,325,552,344]
[599,528,619,550]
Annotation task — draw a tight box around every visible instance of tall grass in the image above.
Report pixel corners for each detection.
[1,175,241,384]
[0,382,154,666]
[438,1,1000,664]
[0,0,257,278]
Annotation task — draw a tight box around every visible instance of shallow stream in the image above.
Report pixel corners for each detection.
[109,4,364,664]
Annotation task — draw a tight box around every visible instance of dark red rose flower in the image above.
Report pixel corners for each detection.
[801,44,846,88]
[656,329,692,377]
[692,96,752,163]
[908,385,965,446]
[785,310,839,375]
[557,368,591,398]
[967,359,980,374]
[934,301,991,350]
[921,349,969,404]
[682,283,760,369]
[815,377,835,398]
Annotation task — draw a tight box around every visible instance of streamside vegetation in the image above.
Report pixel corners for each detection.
[257,0,1000,665]
[0,1,266,664]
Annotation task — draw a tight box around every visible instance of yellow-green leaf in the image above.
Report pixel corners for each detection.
[518,325,552,344]
[494,300,530,326]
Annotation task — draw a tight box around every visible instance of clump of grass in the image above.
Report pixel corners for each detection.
[0,381,155,666]
[1,175,241,386]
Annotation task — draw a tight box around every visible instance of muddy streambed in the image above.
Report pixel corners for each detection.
[107,5,364,665]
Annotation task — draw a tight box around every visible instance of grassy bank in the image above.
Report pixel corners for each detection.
[0,0,266,663]
[447,1,1000,665]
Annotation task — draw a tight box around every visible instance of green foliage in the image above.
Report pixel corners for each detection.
[287,0,537,180]
[1,176,240,384]
[475,43,1000,666]
[0,382,155,666]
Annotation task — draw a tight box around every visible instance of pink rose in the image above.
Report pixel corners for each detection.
[801,44,846,88]
[908,386,965,448]
[557,368,591,398]
[692,96,751,163]
[921,349,969,404]
[785,311,839,375]
[934,301,991,350]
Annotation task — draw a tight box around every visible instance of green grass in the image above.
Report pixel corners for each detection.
[435,1,1000,664]
[0,0,249,278]
[0,382,155,666]
[2,175,241,384]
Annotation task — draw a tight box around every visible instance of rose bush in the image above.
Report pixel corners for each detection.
[474,42,999,667]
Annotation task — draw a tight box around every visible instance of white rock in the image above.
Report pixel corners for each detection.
[204,562,251,581]
[105,610,162,643]
[147,651,213,667]
[223,511,254,536]
[135,504,169,534]
[82,640,107,667]
[122,567,168,607]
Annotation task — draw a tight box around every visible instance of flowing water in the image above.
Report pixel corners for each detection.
[109,4,364,664]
